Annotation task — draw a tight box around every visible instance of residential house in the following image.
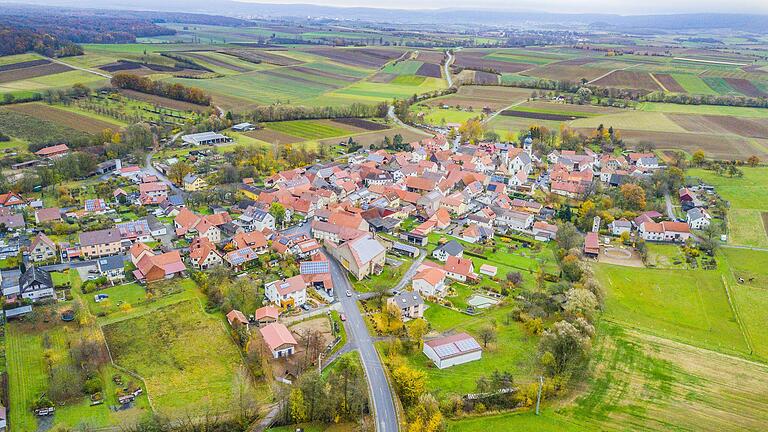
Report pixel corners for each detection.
[19,266,55,302]
[96,255,126,282]
[79,228,122,259]
[265,275,307,308]
[132,247,186,283]
[639,221,691,243]
[236,207,276,232]
[260,323,298,358]
[387,291,425,319]
[231,231,268,254]
[461,224,494,244]
[224,247,259,271]
[532,221,558,242]
[29,233,57,262]
[423,333,482,369]
[609,219,632,236]
[326,234,386,280]
[183,174,208,191]
[444,256,476,282]
[412,267,447,297]
[687,208,712,230]
[432,240,464,262]
[0,193,25,210]
[189,237,223,270]
[34,207,61,224]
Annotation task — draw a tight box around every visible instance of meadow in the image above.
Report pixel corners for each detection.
[102,299,264,415]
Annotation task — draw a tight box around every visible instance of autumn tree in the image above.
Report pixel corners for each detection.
[692,149,706,166]
[748,155,760,167]
[620,183,646,210]
[539,318,595,377]
[168,161,193,186]
[392,364,426,407]
[478,323,497,348]
[269,202,286,228]
[459,118,484,143]
[407,318,429,349]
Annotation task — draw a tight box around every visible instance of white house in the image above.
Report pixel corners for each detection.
[609,219,632,236]
[265,275,307,308]
[432,240,463,262]
[423,333,482,369]
[412,267,447,297]
[687,208,711,230]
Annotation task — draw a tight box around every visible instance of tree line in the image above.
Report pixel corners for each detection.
[111,73,211,106]
[241,102,388,123]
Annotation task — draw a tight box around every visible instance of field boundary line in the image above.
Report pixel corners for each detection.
[649,73,669,92]
[721,274,754,355]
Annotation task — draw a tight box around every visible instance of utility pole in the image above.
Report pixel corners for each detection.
[535,375,543,415]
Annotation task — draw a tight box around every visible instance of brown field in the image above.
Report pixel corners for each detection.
[552,57,600,66]
[369,72,397,83]
[221,49,302,66]
[592,70,662,91]
[575,128,766,160]
[329,118,389,131]
[4,102,118,133]
[0,59,50,72]
[653,73,686,92]
[318,127,429,149]
[724,78,768,97]
[416,63,442,78]
[244,128,304,144]
[290,66,359,83]
[307,48,405,68]
[473,71,499,84]
[453,51,532,74]
[500,109,585,121]
[415,50,445,64]
[0,63,71,84]
[668,114,768,139]
[183,52,249,72]
[523,63,612,82]
[118,89,209,112]
[425,85,531,110]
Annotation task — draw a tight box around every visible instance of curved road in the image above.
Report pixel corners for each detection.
[444,50,454,87]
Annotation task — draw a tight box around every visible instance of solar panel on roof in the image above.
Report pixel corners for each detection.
[434,345,458,358]
[455,339,480,352]
[300,261,329,275]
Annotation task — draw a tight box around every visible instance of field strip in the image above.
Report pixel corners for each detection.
[747,139,768,154]
[649,73,669,92]
[587,63,637,84]
[602,317,764,367]
[674,57,748,66]
[44,56,112,79]
[721,274,755,356]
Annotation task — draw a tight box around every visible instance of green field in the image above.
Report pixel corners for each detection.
[701,76,735,95]
[638,102,768,118]
[265,120,352,140]
[0,69,108,95]
[103,299,264,415]
[381,60,423,75]
[412,105,481,124]
[594,263,749,356]
[670,73,719,95]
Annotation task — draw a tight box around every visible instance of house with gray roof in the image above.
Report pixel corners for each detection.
[19,266,54,302]
[387,291,425,319]
[432,240,464,262]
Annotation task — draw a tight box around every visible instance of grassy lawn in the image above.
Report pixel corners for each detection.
[399,302,539,398]
[720,248,768,360]
[411,105,481,125]
[102,299,267,416]
[85,283,147,316]
[594,263,749,356]
[352,258,412,293]
[727,208,768,248]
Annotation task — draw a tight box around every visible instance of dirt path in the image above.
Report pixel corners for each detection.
[587,63,637,84]
[44,56,112,79]
[649,73,669,92]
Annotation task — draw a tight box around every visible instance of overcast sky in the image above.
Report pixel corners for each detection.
[239,0,768,15]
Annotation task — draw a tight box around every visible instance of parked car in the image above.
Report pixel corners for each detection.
[345,290,352,297]
[340,314,347,322]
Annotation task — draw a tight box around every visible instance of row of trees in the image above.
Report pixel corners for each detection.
[242,102,388,123]
[111,73,211,106]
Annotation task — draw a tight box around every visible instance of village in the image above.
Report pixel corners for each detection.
[0,108,728,431]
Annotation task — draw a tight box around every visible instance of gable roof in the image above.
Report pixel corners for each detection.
[260,323,297,351]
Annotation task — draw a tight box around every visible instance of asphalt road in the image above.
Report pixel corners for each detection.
[327,255,398,432]
[444,50,454,87]
[286,222,399,431]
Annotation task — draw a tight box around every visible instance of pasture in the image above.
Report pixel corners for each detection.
[594,263,749,356]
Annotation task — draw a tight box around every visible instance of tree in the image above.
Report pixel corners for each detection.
[458,118,483,143]
[699,223,721,255]
[391,364,426,407]
[289,387,307,423]
[478,323,497,348]
[168,161,193,186]
[538,318,595,377]
[506,271,523,287]
[269,202,286,228]
[556,222,582,252]
[564,288,598,320]
[692,150,706,166]
[407,319,428,348]
[620,183,646,210]
[561,253,583,282]
[747,155,760,167]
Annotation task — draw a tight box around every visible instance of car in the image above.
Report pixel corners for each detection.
[301,304,311,311]
[88,269,99,274]
[345,290,352,297]
[340,314,347,322]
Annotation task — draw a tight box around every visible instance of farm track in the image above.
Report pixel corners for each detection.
[45,56,112,79]
[649,73,669,92]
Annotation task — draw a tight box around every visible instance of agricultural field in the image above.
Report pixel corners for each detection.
[425,85,533,111]
[0,108,93,148]
[448,322,768,432]
[102,299,265,415]
[264,119,354,140]
[4,102,124,133]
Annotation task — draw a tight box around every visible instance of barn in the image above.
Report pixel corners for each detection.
[423,333,482,369]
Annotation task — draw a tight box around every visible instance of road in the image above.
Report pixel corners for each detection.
[144,133,184,195]
[387,105,429,137]
[44,56,113,79]
[392,249,426,293]
[444,50,454,87]
[285,223,399,432]
[664,192,676,220]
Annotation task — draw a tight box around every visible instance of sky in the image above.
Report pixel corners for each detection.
[238,0,768,15]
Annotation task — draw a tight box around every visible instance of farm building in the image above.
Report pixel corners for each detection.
[254,305,279,327]
[232,122,256,132]
[226,309,249,330]
[34,143,69,159]
[260,323,298,358]
[423,333,482,369]
[584,232,600,257]
[181,131,233,146]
